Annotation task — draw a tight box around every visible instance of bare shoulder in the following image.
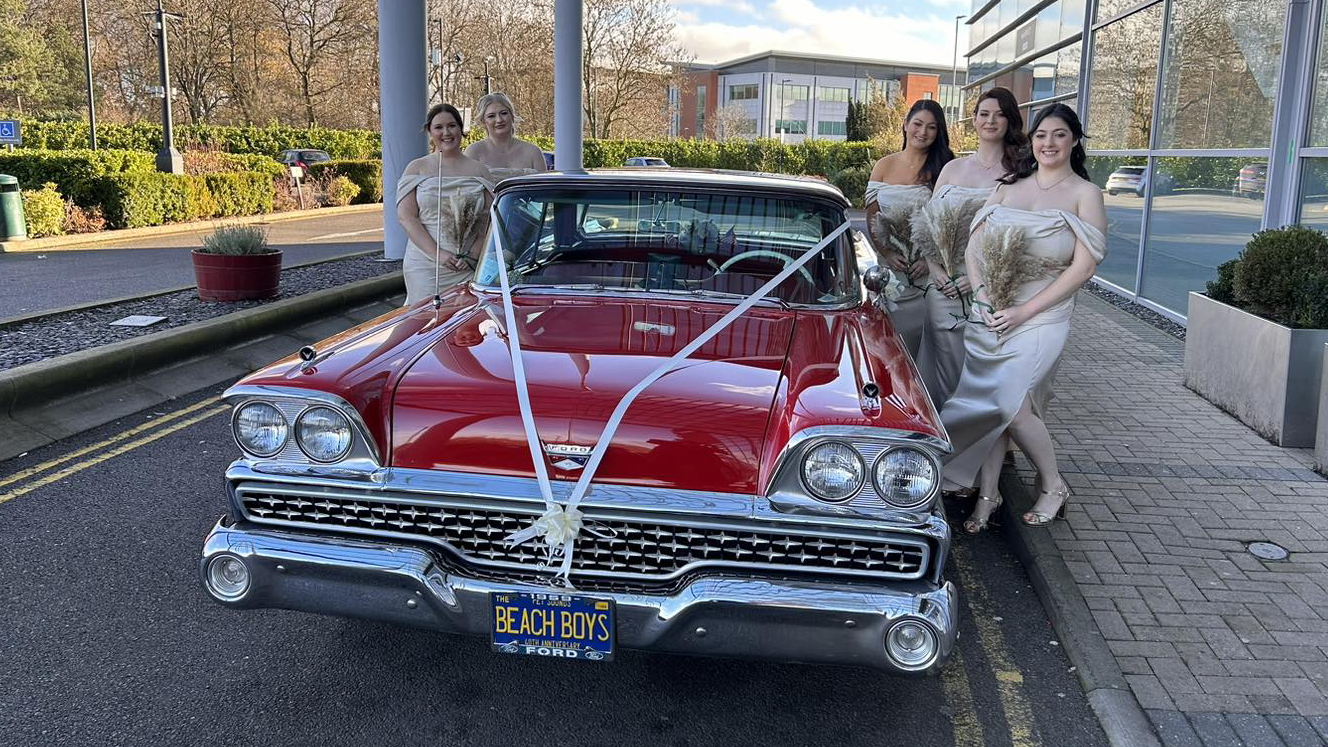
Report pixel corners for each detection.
[934,157,966,187]
[1072,176,1104,205]
[464,140,486,157]
[869,152,899,181]
[403,154,434,175]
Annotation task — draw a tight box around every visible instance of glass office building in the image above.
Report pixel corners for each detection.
[966,0,1324,322]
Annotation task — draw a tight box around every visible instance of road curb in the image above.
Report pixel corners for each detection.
[0,273,403,462]
[0,203,382,253]
[997,469,1163,747]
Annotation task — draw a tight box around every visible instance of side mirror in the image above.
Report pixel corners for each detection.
[863,265,886,293]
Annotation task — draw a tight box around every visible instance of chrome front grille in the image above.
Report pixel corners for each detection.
[236,484,930,583]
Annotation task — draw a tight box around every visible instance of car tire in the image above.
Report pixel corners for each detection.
[1108,190,1117,196]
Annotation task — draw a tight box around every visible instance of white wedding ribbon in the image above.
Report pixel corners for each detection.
[490,205,852,585]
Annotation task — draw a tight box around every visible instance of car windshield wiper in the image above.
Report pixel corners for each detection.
[653,287,790,309]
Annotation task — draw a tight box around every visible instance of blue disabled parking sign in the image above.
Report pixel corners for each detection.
[0,120,21,146]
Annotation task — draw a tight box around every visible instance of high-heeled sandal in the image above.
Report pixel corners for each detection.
[1023,482,1071,527]
[963,494,1003,535]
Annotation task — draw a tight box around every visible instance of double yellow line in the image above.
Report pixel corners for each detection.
[0,396,230,505]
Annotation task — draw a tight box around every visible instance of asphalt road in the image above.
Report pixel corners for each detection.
[0,210,386,319]
[0,382,1109,747]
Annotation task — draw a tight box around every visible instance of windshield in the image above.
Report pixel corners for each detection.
[475,187,855,305]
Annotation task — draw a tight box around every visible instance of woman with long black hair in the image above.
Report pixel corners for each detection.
[941,103,1107,533]
[913,87,1026,411]
[863,99,955,357]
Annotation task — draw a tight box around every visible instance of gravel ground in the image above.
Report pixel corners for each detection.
[0,256,400,371]
[1084,282,1187,340]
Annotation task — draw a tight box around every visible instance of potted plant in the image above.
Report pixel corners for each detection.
[192,224,281,301]
[1184,226,1328,447]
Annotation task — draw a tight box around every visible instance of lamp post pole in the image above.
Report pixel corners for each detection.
[151,0,183,173]
[952,14,967,125]
[81,0,97,150]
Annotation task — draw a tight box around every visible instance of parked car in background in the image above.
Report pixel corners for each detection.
[624,157,670,167]
[1105,165,1172,197]
[277,149,332,171]
[1234,163,1267,198]
[200,168,958,675]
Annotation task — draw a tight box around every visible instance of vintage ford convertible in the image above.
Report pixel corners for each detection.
[200,169,957,674]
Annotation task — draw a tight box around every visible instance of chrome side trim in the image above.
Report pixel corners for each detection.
[223,384,384,470]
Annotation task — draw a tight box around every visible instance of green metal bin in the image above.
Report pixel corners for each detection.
[0,174,26,241]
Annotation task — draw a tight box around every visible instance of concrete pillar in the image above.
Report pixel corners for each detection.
[378,0,428,259]
[554,0,584,170]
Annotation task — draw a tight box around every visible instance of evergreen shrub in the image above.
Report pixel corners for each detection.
[21,183,65,238]
[306,160,382,203]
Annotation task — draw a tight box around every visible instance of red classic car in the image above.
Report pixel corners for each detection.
[200,169,957,673]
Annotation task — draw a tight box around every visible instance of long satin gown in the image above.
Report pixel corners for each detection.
[864,181,932,357]
[487,167,538,182]
[396,174,493,306]
[915,185,995,409]
[939,205,1107,489]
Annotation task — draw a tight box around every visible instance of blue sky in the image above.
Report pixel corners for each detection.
[670,0,971,66]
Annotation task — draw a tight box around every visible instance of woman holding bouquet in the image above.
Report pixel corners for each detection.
[942,104,1107,533]
[465,92,548,181]
[913,87,1026,409]
[864,99,954,356]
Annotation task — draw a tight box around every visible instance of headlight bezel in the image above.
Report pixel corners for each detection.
[799,440,867,503]
[294,404,355,463]
[224,385,382,472]
[769,427,949,516]
[231,400,290,458]
[871,445,940,510]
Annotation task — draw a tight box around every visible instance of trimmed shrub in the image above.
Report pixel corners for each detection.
[1206,258,1238,305]
[0,148,156,206]
[22,182,65,238]
[306,159,381,203]
[17,119,380,159]
[829,165,872,208]
[204,173,275,216]
[320,175,360,207]
[96,172,274,229]
[1228,226,1328,327]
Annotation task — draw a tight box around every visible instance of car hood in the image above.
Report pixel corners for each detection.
[390,296,795,493]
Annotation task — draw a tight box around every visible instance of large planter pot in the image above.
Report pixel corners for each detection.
[1184,292,1328,447]
[1317,345,1328,474]
[191,250,282,301]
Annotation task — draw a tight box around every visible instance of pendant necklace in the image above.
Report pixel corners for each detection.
[1035,171,1073,191]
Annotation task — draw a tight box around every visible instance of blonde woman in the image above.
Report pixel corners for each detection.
[864,99,954,357]
[397,103,495,305]
[942,104,1107,533]
[464,92,548,181]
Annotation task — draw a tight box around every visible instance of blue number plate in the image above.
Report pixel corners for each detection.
[491,591,615,662]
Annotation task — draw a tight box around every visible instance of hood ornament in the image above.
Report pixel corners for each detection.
[544,443,592,471]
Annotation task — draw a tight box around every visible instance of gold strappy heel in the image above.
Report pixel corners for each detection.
[1023,482,1071,527]
[963,494,1003,535]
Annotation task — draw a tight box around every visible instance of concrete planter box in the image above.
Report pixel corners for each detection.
[1184,292,1328,448]
[1317,345,1328,473]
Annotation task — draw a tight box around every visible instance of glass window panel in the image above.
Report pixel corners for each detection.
[1061,0,1085,40]
[1087,155,1147,291]
[1032,55,1057,101]
[1095,0,1150,23]
[1087,4,1163,149]
[1156,0,1286,149]
[1035,4,1062,50]
[1305,3,1328,145]
[997,29,1017,68]
[817,121,847,136]
[1297,158,1328,229]
[729,84,758,101]
[1141,157,1266,314]
[818,87,850,103]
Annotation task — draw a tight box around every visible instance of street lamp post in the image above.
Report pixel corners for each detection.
[777,77,792,143]
[952,14,967,125]
[149,0,183,174]
[81,0,97,150]
[475,55,496,96]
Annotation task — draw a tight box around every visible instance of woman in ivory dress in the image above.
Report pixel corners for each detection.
[464,92,548,181]
[864,99,954,357]
[397,103,495,306]
[913,87,1026,411]
[942,104,1107,533]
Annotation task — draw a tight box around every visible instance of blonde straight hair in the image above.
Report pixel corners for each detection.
[475,92,519,129]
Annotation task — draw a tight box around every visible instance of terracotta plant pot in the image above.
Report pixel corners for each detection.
[191,250,282,301]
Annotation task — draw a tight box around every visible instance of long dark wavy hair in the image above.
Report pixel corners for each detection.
[900,99,954,189]
[974,87,1027,178]
[1000,103,1090,184]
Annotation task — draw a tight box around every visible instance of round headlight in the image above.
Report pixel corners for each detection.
[873,447,937,508]
[885,619,938,670]
[205,555,251,601]
[801,441,865,502]
[295,406,353,462]
[234,401,288,457]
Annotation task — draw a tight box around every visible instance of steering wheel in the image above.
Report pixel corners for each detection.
[718,250,816,286]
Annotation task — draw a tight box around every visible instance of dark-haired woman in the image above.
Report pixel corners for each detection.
[943,103,1106,533]
[397,103,496,305]
[864,99,954,356]
[913,87,1026,410]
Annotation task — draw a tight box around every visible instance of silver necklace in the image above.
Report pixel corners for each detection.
[1035,170,1073,191]
[974,152,1000,170]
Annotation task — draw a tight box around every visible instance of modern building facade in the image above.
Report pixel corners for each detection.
[673,51,961,143]
[966,0,1326,322]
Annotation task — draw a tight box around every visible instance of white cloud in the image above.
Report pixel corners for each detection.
[675,0,756,12]
[677,0,962,67]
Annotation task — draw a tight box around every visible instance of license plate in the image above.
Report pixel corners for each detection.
[491,591,615,662]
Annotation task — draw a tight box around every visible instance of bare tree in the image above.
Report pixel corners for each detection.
[266,0,374,126]
[712,103,753,141]
[582,0,689,138]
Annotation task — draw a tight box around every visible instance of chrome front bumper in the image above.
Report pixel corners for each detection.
[201,518,959,674]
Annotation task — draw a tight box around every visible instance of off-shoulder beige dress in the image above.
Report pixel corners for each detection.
[487,166,538,182]
[939,205,1107,489]
[864,181,932,357]
[396,174,493,306]
[914,184,995,409]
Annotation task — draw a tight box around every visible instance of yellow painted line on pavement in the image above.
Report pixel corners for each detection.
[951,542,1042,747]
[940,647,986,747]
[0,405,228,506]
[0,395,224,490]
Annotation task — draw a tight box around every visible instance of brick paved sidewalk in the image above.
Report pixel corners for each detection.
[1012,293,1328,747]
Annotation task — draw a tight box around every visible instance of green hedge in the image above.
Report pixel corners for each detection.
[16,119,380,159]
[306,159,382,203]
[0,148,156,206]
[96,172,274,229]
[22,183,65,238]
[520,136,879,176]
